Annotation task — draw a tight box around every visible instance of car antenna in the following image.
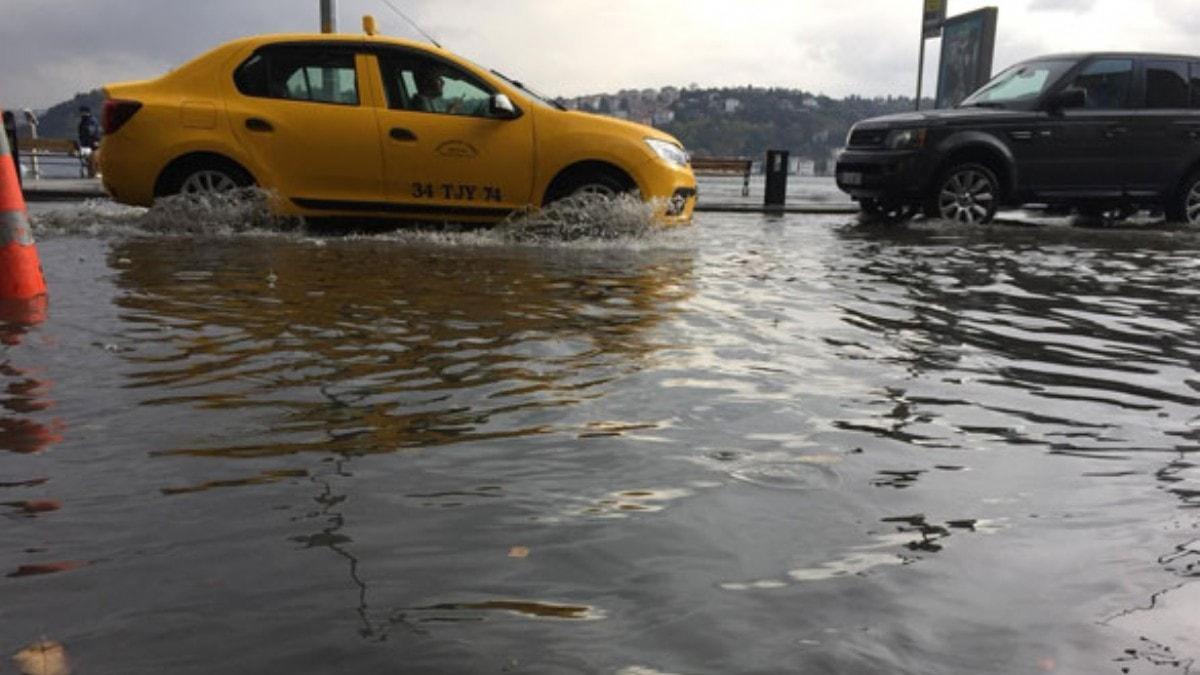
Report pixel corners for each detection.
[375,0,442,48]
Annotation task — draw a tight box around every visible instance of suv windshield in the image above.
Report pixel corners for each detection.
[959,59,1077,109]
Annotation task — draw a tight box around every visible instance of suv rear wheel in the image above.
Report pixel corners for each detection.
[929,163,999,225]
[1169,171,1200,225]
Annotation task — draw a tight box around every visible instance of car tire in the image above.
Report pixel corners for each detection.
[859,198,915,224]
[544,168,634,205]
[164,159,254,197]
[1168,171,1200,225]
[928,163,1000,225]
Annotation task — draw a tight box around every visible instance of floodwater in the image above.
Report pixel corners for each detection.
[6,186,1200,674]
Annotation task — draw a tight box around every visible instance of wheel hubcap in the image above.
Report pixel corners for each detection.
[572,183,617,198]
[938,170,995,224]
[180,170,238,195]
[1186,182,1200,225]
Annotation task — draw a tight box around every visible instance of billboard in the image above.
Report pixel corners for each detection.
[923,0,947,39]
[935,7,999,109]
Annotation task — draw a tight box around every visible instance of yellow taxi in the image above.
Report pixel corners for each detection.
[97,18,696,225]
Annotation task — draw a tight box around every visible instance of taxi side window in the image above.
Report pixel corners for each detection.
[379,54,494,118]
[1144,60,1189,109]
[235,48,359,106]
[1069,59,1133,110]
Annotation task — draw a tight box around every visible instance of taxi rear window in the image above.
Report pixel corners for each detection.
[235,47,359,106]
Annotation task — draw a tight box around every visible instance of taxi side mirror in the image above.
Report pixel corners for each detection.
[1046,86,1086,114]
[490,94,518,119]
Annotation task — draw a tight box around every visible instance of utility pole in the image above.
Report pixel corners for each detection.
[917,0,946,110]
[320,0,338,33]
[916,22,926,111]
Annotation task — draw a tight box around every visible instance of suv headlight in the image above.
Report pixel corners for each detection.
[886,128,927,150]
[646,138,689,167]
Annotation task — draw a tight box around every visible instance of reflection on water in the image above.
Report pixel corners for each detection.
[111,235,692,459]
[8,199,1200,673]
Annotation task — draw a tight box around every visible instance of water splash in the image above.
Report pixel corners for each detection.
[139,189,301,236]
[29,190,687,249]
[495,194,660,243]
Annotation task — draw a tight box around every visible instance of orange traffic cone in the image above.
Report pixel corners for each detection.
[0,110,46,300]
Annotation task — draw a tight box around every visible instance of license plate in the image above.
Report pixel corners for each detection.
[839,172,863,186]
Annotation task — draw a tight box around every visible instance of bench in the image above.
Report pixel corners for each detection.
[22,138,92,178]
[690,157,753,196]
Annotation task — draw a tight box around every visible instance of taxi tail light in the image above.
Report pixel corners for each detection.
[102,99,142,135]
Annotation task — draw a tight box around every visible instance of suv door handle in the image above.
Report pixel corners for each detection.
[1104,125,1129,139]
[245,117,273,133]
[390,127,418,142]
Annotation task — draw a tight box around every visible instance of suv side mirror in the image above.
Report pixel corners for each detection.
[490,94,518,119]
[1047,86,1086,113]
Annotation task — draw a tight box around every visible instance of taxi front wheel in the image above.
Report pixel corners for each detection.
[544,167,635,205]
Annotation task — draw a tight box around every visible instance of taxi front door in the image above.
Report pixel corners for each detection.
[368,54,535,219]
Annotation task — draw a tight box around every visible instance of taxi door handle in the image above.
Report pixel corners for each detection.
[390,127,418,142]
[245,117,273,133]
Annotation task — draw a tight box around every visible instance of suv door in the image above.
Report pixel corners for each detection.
[228,45,384,205]
[371,50,535,218]
[1124,59,1198,197]
[1027,58,1136,198]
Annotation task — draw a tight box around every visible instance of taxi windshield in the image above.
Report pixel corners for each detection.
[490,70,565,110]
[959,59,1077,109]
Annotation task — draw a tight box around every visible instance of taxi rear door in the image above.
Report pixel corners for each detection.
[369,51,535,218]
[227,45,383,206]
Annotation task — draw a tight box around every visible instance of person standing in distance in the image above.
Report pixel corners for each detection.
[77,106,101,178]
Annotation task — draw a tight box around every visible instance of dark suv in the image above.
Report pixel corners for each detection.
[836,52,1200,225]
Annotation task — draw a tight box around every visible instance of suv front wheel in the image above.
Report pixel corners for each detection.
[928,163,999,225]
[1169,171,1200,225]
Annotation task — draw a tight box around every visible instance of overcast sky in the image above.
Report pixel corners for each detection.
[3,0,1198,110]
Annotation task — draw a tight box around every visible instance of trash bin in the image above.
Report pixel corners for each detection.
[764,149,788,209]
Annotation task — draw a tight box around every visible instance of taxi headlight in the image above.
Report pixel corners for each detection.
[646,138,689,167]
[886,128,928,150]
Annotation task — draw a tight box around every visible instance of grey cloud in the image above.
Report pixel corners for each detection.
[1027,0,1097,12]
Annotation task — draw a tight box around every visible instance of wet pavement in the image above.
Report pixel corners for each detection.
[4,193,1200,674]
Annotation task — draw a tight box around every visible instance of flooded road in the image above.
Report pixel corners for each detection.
[5,197,1200,674]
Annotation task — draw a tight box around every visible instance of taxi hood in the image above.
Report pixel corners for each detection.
[568,109,682,146]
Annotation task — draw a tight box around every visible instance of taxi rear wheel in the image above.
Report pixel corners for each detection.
[159,156,254,198]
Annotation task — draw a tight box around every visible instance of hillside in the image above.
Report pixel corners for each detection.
[563,86,929,164]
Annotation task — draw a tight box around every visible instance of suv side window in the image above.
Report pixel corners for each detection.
[1191,63,1200,108]
[235,47,359,106]
[378,53,495,118]
[1145,60,1190,109]
[1068,58,1134,110]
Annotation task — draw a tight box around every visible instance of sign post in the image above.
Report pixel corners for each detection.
[917,0,947,110]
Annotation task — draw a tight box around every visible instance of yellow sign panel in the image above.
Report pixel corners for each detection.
[923,0,947,38]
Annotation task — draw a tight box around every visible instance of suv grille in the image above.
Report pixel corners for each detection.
[848,129,887,148]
